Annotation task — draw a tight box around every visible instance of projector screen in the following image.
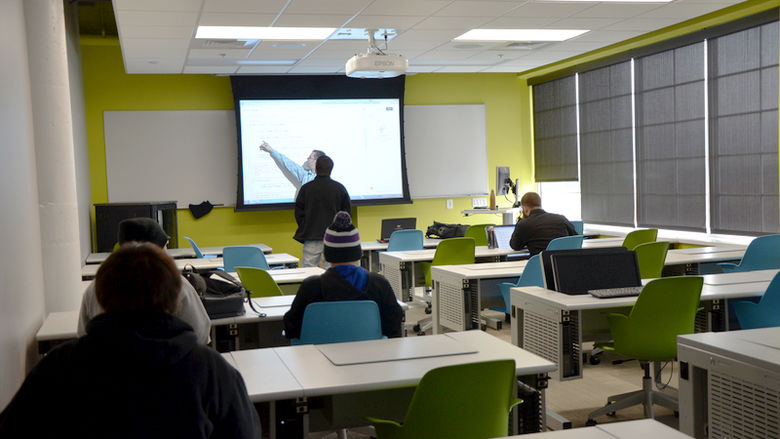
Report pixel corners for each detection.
[232,76,410,211]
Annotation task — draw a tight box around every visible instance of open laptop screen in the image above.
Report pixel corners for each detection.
[491,225,515,249]
[550,249,641,295]
[540,247,630,290]
[380,217,416,240]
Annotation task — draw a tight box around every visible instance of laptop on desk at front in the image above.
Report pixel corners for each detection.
[540,247,641,295]
[378,217,416,243]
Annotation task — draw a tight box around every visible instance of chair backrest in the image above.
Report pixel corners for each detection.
[498,254,544,313]
[464,224,494,247]
[223,245,270,272]
[386,229,424,252]
[734,234,780,271]
[732,271,780,329]
[611,276,703,361]
[294,300,383,345]
[184,236,205,258]
[378,360,522,439]
[545,235,584,251]
[432,237,476,266]
[235,266,284,298]
[570,220,584,235]
[621,229,658,251]
[634,241,670,279]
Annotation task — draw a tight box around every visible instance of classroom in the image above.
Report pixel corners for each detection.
[2,0,779,437]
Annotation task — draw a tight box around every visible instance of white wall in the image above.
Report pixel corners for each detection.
[0,0,47,409]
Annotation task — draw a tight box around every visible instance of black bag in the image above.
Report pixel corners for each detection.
[182,265,248,319]
[425,221,469,239]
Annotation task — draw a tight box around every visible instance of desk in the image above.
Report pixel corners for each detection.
[494,419,691,438]
[38,267,322,354]
[81,252,300,279]
[226,330,556,439]
[85,243,273,264]
[430,260,528,334]
[379,246,528,302]
[678,327,780,439]
[510,270,776,380]
[360,238,440,272]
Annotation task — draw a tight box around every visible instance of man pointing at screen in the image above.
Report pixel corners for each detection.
[259,141,325,191]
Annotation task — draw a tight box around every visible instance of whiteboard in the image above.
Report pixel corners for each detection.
[104,105,488,207]
[105,110,237,208]
[404,105,488,198]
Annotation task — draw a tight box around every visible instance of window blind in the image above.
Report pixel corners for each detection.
[533,76,578,182]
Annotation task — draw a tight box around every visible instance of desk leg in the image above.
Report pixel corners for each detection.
[275,397,307,439]
[696,299,726,332]
[513,373,549,433]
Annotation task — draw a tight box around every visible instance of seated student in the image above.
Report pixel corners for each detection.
[0,243,261,438]
[283,211,403,339]
[510,192,578,255]
[77,217,210,344]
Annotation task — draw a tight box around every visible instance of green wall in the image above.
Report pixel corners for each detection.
[80,39,534,257]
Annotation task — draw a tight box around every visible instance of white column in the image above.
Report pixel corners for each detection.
[24,0,82,313]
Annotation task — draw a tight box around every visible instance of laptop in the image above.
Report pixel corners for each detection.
[549,248,642,295]
[379,218,417,242]
[490,225,515,249]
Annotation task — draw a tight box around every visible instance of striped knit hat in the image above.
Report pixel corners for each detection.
[323,211,362,263]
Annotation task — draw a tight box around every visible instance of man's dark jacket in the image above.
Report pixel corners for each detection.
[294,175,351,243]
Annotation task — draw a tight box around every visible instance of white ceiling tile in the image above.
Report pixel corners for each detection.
[284,0,374,15]
[361,0,451,16]
[114,0,202,12]
[506,2,595,18]
[605,17,680,32]
[236,65,295,74]
[202,0,289,14]
[548,17,622,30]
[434,1,523,17]
[481,64,536,72]
[115,10,198,27]
[406,65,442,73]
[125,55,186,73]
[436,65,492,72]
[275,14,353,27]
[315,40,370,53]
[572,29,643,43]
[412,16,494,30]
[413,49,486,62]
[188,48,252,60]
[183,65,239,74]
[481,16,559,28]
[120,25,194,39]
[198,13,277,26]
[287,63,343,73]
[574,3,663,19]
[547,40,608,52]
[466,51,528,63]
[247,42,314,59]
[121,38,191,54]
[636,2,728,19]
[346,15,427,29]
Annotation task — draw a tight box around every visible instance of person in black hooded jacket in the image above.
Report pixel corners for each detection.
[0,243,261,439]
[283,211,403,339]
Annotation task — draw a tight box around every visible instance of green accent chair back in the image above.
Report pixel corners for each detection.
[634,241,670,279]
[621,229,658,251]
[235,266,284,298]
[587,276,703,424]
[367,360,522,439]
[421,237,476,287]
[464,224,494,247]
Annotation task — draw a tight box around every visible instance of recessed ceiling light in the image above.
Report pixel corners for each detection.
[236,59,298,66]
[454,29,589,42]
[195,26,336,40]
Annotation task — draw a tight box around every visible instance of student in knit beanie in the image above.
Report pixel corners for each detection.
[323,211,366,289]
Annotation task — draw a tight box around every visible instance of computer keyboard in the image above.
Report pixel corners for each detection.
[588,286,644,298]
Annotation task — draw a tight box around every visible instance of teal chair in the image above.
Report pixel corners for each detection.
[184,236,216,259]
[496,254,544,313]
[464,224,494,247]
[587,276,703,424]
[546,235,584,250]
[290,300,383,345]
[634,241,670,279]
[223,245,270,272]
[621,229,658,251]
[387,229,424,252]
[717,234,780,273]
[367,360,522,439]
[571,220,584,235]
[732,271,780,329]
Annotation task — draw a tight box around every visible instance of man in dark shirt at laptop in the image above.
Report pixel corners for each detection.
[510,192,578,255]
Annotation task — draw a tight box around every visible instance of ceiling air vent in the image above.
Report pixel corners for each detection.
[491,41,551,51]
[195,39,256,50]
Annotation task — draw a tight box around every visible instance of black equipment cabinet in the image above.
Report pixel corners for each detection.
[94,202,177,252]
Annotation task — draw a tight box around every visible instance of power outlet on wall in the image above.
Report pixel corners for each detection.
[446,199,453,209]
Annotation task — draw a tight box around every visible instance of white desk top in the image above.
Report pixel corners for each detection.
[360,238,441,251]
[664,247,745,265]
[430,260,528,279]
[495,419,693,438]
[379,246,525,264]
[82,253,300,278]
[678,327,780,374]
[581,237,625,248]
[85,243,273,264]
[316,335,477,366]
[36,311,79,341]
[224,348,304,402]
[701,269,778,285]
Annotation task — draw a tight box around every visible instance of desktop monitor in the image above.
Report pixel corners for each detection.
[380,217,417,241]
[550,249,642,295]
[539,247,631,291]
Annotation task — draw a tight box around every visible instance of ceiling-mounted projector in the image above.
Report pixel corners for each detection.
[346,30,408,79]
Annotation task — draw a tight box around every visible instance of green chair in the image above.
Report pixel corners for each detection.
[414,237,476,335]
[621,229,658,251]
[464,224,494,247]
[586,276,703,424]
[234,266,284,298]
[634,241,670,279]
[366,360,522,439]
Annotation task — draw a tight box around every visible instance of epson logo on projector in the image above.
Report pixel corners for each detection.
[374,60,395,67]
